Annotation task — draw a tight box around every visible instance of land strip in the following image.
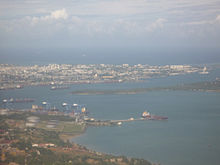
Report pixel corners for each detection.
[0,111,153,165]
[71,80,220,95]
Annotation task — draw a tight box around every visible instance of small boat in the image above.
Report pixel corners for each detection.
[117,122,122,125]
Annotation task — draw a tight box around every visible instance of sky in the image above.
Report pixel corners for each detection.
[0,0,220,64]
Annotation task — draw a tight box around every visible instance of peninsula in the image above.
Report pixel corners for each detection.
[71,80,220,95]
[0,109,153,165]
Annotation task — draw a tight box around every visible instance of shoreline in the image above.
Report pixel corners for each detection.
[0,116,153,165]
[0,80,132,91]
[59,127,87,143]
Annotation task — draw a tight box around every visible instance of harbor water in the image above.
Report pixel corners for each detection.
[0,71,220,165]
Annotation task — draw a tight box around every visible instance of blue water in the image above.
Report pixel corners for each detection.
[1,47,220,65]
[0,72,220,165]
[73,91,220,165]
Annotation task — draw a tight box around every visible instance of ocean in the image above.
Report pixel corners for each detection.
[0,70,220,165]
[1,47,220,65]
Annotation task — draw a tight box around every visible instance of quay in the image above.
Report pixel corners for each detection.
[110,118,145,123]
[86,116,167,126]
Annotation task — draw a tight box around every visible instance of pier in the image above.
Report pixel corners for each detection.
[110,118,144,123]
[86,116,167,126]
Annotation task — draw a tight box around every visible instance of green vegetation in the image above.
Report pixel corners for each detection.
[72,80,220,95]
[32,113,75,122]
[6,112,30,120]
[0,112,152,165]
[36,120,86,138]
[62,122,85,133]
[4,153,25,165]
[11,139,32,150]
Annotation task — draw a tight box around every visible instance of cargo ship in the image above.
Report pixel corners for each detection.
[142,111,168,120]
[50,86,70,90]
[3,98,35,103]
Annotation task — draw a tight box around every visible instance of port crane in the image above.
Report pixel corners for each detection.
[61,102,87,115]
[62,102,72,111]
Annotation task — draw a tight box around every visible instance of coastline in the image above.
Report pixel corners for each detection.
[71,80,220,95]
[0,112,153,165]
[0,80,127,91]
[59,127,87,143]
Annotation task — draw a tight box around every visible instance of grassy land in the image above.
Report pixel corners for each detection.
[0,112,153,165]
[71,80,220,95]
[36,120,86,141]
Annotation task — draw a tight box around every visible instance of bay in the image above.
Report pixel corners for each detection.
[0,72,220,165]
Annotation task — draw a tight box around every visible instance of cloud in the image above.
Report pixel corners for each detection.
[182,15,220,26]
[71,16,81,24]
[50,9,68,20]
[216,15,220,22]
[67,0,149,16]
[146,18,167,32]
[1,0,220,47]
[30,8,68,25]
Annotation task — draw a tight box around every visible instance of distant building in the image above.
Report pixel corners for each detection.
[0,109,9,115]
[32,105,38,110]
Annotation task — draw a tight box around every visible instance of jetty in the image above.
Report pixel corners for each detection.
[86,116,167,126]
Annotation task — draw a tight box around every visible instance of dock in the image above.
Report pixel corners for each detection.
[110,118,145,123]
[86,117,167,126]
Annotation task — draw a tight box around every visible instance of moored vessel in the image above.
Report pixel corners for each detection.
[142,111,168,120]
[50,86,70,90]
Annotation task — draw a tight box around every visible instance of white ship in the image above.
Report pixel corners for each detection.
[199,67,209,74]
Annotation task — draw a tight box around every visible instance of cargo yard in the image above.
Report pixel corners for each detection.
[1,98,168,130]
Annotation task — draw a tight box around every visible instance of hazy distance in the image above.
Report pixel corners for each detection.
[0,0,220,65]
